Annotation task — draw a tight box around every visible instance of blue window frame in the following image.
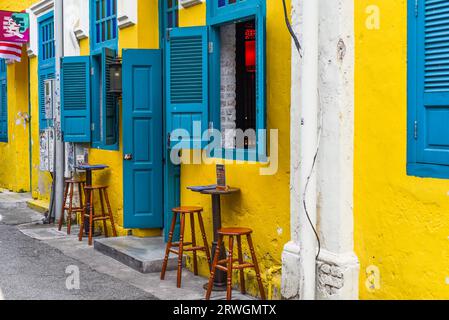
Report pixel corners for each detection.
[38,11,55,131]
[90,0,118,53]
[89,0,119,149]
[164,0,179,29]
[0,59,7,142]
[207,0,266,161]
[407,0,449,179]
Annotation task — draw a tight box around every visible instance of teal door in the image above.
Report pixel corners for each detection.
[123,49,163,229]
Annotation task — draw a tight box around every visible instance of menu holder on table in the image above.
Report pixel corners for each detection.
[216,164,228,191]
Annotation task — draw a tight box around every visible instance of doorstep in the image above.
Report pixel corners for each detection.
[94,236,184,274]
[26,199,49,214]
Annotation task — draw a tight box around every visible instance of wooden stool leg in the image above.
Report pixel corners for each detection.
[79,188,88,241]
[77,183,84,226]
[58,182,69,231]
[247,234,266,300]
[99,189,109,238]
[88,189,94,246]
[206,234,223,300]
[226,235,234,300]
[190,212,198,276]
[67,183,74,235]
[103,189,117,237]
[198,212,211,269]
[177,213,186,288]
[237,235,246,294]
[161,212,178,280]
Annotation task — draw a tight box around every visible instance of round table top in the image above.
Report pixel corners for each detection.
[200,188,240,195]
[75,164,109,171]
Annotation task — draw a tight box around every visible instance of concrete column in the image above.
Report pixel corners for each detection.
[315,0,359,300]
[282,0,359,300]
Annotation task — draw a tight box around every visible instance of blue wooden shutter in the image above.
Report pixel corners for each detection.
[61,56,91,142]
[102,47,118,147]
[414,0,449,165]
[38,69,55,130]
[166,26,208,149]
[0,79,7,142]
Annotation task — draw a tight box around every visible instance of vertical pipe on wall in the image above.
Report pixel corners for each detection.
[297,0,319,300]
[54,0,64,221]
[282,0,319,300]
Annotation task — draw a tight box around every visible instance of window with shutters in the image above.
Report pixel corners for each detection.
[0,59,7,143]
[407,0,449,178]
[38,11,55,131]
[89,0,119,149]
[207,0,266,161]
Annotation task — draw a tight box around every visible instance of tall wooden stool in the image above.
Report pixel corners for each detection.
[206,227,266,300]
[161,206,212,288]
[58,179,85,235]
[79,185,117,246]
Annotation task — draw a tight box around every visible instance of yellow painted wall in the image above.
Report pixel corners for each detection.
[355,0,449,299]
[179,1,291,300]
[0,0,37,193]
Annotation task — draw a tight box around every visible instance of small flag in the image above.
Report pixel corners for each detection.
[0,41,22,62]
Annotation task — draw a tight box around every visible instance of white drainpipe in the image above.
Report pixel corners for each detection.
[297,0,319,300]
[54,0,65,221]
[281,0,319,300]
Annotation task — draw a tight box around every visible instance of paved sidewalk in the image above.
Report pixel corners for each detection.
[0,196,253,300]
[0,217,156,300]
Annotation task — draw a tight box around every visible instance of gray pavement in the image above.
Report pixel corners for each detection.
[0,197,253,300]
[0,208,157,300]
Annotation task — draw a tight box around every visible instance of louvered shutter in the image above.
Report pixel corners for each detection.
[415,0,449,165]
[166,27,208,149]
[0,79,6,142]
[61,56,91,143]
[102,47,118,146]
[38,68,54,130]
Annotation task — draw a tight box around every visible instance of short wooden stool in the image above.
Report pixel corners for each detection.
[79,185,117,245]
[206,227,266,300]
[58,179,85,235]
[161,206,211,288]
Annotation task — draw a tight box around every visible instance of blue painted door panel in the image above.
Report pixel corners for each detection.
[166,26,209,149]
[123,49,163,229]
[415,0,449,165]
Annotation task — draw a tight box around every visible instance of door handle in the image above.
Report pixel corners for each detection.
[124,154,133,160]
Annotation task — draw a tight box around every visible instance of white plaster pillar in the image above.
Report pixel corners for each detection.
[315,0,359,300]
[282,0,359,300]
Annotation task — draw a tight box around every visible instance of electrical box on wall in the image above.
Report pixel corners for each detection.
[39,128,55,172]
[179,0,202,8]
[44,79,55,120]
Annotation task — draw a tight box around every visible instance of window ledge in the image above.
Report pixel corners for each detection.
[117,0,137,29]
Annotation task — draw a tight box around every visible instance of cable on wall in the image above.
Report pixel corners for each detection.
[282,0,322,260]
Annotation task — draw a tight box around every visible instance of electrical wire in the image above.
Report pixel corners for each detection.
[282,0,302,57]
[282,0,322,260]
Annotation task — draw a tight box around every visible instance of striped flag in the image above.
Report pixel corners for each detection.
[0,41,22,62]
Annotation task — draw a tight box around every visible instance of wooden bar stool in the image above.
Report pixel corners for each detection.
[161,206,212,288]
[79,185,117,246]
[206,227,266,300]
[58,179,85,235]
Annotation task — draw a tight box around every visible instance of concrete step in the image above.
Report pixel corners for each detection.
[94,236,184,274]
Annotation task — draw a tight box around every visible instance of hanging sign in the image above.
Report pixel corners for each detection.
[0,11,30,43]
